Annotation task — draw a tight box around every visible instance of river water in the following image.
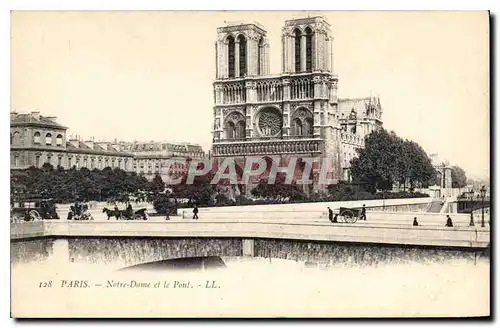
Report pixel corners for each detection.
[11,255,490,318]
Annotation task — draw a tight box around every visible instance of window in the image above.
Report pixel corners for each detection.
[47,156,52,165]
[237,121,246,139]
[258,38,264,75]
[34,132,41,144]
[56,134,63,146]
[14,155,19,167]
[305,118,313,136]
[294,29,301,73]
[227,36,235,78]
[12,132,21,146]
[35,156,40,167]
[45,133,52,145]
[292,119,301,136]
[225,121,236,139]
[305,27,313,71]
[57,157,62,167]
[238,35,247,77]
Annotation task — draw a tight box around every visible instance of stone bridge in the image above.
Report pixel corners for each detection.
[11,218,490,270]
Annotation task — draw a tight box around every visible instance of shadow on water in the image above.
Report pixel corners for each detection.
[116,256,227,272]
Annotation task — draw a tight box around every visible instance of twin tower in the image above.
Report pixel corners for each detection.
[215,16,333,79]
[211,16,346,189]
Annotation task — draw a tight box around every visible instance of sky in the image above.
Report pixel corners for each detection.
[10,11,490,179]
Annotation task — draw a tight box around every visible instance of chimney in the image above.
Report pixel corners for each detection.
[31,111,40,121]
[68,139,80,148]
[83,139,94,149]
[110,143,120,152]
[46,116,57,122]
[97,141,110,151]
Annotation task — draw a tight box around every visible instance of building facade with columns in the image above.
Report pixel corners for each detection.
[211,17,383,191]
[10,111,205,180]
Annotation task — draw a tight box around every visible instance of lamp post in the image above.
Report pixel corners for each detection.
[480,185,486,228]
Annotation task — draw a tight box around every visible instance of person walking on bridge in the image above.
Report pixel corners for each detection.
[193,204,199,220]
[445,215,453,227]
[360,204,367,221]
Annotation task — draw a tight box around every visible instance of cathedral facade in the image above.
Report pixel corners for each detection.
[211,16,383,191]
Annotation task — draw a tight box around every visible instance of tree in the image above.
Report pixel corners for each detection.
[149,174,165,194]
[169,163,218,206]
[451,166,467,188]
[153,193,174,215]
[349,129,399,193]
[350,128,437,193]
[10,165,153,203]
[403,140,436,190]
[251,172,306,201]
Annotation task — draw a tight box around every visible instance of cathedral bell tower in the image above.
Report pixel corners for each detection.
[215,21,270,79]
[281,16,333,74]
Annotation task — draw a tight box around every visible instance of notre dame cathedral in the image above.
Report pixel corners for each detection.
[211,16,383,193]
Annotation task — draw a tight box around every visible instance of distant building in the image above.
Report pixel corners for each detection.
[123,141,205,181]
[429,153,453,190]
[10,111,205,181]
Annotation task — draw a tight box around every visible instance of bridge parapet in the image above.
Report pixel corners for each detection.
[11,220,490,249]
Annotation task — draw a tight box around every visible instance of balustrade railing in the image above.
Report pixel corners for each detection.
[219,82,246,105]
[289,78,314,100]
[212,138,322,156]
[255,79,283,102]
[215,75,319,105]
[340,132,365,146]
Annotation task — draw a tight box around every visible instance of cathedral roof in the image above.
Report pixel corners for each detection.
[338,97,382,120]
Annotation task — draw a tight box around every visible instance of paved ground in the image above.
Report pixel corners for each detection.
[57,203,490,230]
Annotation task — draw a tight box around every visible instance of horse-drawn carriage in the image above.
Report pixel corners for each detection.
[332,207,362,224]
[102,207,149,220]
[10,196,60,222]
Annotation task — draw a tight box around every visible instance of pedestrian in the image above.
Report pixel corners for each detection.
[445,215,453,227]
[413,217,419,226]
[469,211,475,227]
[193,205,199,220]
[360,204,367,221]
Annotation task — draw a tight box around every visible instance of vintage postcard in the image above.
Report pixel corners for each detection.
[10,10,490,318]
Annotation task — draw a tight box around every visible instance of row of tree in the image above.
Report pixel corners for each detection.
[11,163,160,203]
[349,129,438,193]
[349,129,469,192]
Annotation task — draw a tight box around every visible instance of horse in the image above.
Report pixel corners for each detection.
[102,207,124,220]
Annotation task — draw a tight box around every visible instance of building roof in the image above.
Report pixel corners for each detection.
[285,16,330,27]
[66,140,133,157]
[338,97,382,120]
[10,112,68,130]
[127,141,205,153]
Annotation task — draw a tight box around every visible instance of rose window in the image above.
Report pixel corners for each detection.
[258,108,282,137]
